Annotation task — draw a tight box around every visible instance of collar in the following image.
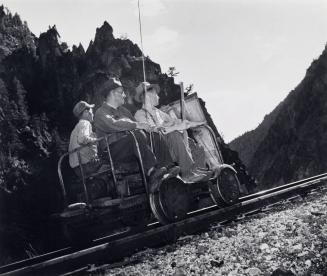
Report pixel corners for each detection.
[143,105,157,112]
[104,101,118,110]
[79,119,90,123]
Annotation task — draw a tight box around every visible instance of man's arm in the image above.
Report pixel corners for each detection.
[158,109,176,127]
[134,110,148,124]
[94,109,153,132]
[77,121,98,145]
[94,109,137,132]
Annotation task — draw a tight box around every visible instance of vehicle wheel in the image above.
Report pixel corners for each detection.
[209,165,241,207]
[149,177,190,224]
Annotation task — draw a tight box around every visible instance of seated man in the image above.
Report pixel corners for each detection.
[93,77,179,193]
[69,101,101,177]
[134,82,211,182]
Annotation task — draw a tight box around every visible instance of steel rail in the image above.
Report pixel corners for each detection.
[0,225,156,276]
[1,173,327,276]
[241,172,327,201]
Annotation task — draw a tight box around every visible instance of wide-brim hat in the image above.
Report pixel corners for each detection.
[73,101,95,118]
[134,82,161,103]
[100,77,123,98]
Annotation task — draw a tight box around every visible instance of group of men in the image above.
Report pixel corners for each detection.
[68,76,211,195]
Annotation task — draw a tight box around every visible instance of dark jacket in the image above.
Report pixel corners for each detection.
[94,102,137,145]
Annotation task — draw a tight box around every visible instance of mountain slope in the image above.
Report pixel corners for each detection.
[229,101,284,168]
[230,45,327,188]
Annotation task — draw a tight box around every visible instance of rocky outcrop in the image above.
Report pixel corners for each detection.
[230,44,327,189]
[0,6,254,264]
[0,5,35,63]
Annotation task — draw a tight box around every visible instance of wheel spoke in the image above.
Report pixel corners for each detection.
[149,178,190,224]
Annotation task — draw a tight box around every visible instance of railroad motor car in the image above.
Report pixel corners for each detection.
[54,93,242,243]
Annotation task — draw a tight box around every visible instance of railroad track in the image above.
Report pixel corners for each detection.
[1,172,327,276]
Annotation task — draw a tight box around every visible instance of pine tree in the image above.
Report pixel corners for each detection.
[0,79,10,176]
[13,77,29,125]
[0,79,14,156]
[12,13,22,26]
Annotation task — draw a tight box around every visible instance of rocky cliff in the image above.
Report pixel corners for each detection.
[0,6,254,263]
[230,44,327,189]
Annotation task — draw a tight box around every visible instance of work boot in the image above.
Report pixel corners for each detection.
[181,170,207,183]
[148,167,167,193]
[164,165,180,179]
[194,168,214,179]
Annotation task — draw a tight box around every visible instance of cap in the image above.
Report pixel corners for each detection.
[73,101,95,118]
[101,77,123,98]
[134,82,160,102]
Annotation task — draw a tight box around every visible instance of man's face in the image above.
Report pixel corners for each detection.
[83,108,94,122]
[147,90,159,107]
[113,87,126,106]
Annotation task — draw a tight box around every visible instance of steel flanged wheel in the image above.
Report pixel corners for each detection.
[209,165,241,207]
[150,177,190,225]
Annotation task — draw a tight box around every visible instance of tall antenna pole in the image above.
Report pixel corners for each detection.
[180,82,189,148]
[138,0,153,150]
[137,0,146,84]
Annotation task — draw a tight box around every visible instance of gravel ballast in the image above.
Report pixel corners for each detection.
[103,188,327,276]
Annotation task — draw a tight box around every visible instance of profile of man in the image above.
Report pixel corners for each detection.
[93,76,179,192]
[134,82,210,182]
[68,101,99,177]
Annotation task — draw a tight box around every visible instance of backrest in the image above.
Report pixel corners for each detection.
[160,93,224,168]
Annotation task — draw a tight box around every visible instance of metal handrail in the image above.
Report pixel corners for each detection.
[104,136,118,197]
[57,154,68,207]
[128,131,149,195]
[57,130,148,208]
[58,123,224,208]
[77,150,90,204]
[188,123,224,164]
[202,124,224,163]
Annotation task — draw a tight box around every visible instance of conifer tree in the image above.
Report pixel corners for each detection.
[13,77,29,125]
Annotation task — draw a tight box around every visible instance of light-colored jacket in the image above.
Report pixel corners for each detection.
[68,119,98,168]
[134,107,173,127]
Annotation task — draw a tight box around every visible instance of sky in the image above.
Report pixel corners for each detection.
[3,0,327,142]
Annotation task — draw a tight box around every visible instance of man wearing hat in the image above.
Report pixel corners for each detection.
[94,77,179,193]
[134,82,210,182]
[68,101,100,177]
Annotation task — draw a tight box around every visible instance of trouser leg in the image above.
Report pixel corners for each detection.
[72,161,106,200]
[73,161,102,178]
[151,132,174,168]
[109,130,157,173]
[164,131,194,174]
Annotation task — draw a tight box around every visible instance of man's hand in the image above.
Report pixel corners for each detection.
[153,126,166,132]
[187,121,206,128]
[136,122,152,132]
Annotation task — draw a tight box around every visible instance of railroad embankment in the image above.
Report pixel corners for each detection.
[103,189,327,276]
